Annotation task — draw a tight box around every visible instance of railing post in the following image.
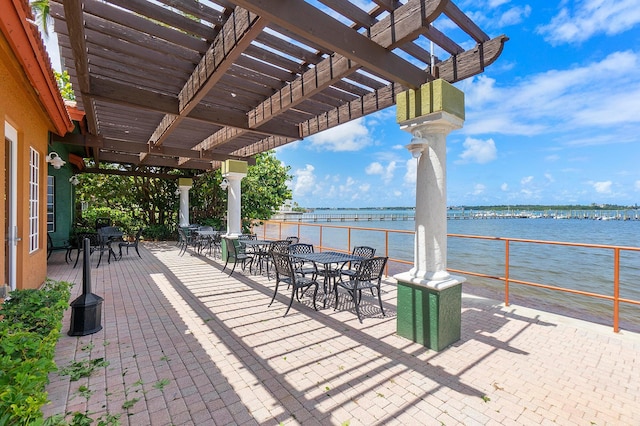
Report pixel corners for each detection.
[319,225,323,251]
[505,239,510,306]
[385,230,389,276]
[614,247,620,333]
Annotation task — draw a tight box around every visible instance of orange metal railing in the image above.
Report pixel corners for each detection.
[255,220,640,332]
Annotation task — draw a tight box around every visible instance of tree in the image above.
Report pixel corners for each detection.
[190,151,291,230]
[30,0,51,37]
[74,151,291,237]
[54,70,75,101]
[241,151,292,226]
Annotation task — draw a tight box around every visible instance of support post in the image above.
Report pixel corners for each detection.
[178,178,193,227]
[222,159,248,237]
[394,79,466,351]
[220,160,248,262]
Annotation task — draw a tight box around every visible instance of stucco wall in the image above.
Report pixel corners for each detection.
[1,33,55,290]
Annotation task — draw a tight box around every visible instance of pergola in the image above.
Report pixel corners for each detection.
[50,0,507,175]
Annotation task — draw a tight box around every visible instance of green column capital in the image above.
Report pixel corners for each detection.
[396,79,465,124]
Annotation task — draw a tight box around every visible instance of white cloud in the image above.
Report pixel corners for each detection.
[538,0,640,45]
[635,180,640,191]
[498,5,531,26]
[293,164,317,197]
[472,183,486,195]
[461,51,640,142]
[521,176,534,185]
[365,162,383,175]
[592,180,613,194]
[307,118,372,152]
[366,161,397,184]
[488,0,511,7]
[544,173,555,183]
[457,137,497,164]
[545,154,560,162]
[404,159,417,184]
[501,183,509,191]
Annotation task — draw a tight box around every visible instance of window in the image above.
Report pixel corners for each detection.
[29,148,40,253]
[47,176,55,232]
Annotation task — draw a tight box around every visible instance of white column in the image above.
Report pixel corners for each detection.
[224,172,246,236]
[178,184,192,227]
[395,111,466,290]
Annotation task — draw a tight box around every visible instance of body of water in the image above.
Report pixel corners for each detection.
[258,209,640,331]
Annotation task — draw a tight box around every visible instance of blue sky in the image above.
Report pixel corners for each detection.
[46,1,640,208]
[274,0,640,208]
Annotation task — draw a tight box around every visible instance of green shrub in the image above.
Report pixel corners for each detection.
[143,224,175,241]
[0,280,71,425]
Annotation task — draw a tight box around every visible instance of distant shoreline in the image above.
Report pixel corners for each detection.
[306,204,638,211]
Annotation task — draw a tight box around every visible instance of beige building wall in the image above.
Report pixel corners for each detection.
[1,33,54,290]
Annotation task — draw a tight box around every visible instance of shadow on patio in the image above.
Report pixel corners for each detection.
[43,242,640,425]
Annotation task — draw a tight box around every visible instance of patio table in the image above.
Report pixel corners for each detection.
[289,251,365,307]
[193,230,221,256]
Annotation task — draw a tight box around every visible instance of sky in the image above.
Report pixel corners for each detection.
[274,0,640,208]
[45,0,640,208]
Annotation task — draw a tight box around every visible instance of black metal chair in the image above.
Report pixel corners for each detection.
[334,256,387,322]
[340,246,376,283]
[47,233,72,263]
[118,228,143,259]
[255,240,290,279]
[288,243,317,277]
[269,251,319,316]
[177,227,190,256]
[72,232,100,268]
[222,237,253,275]
[97,226,123,267]
[95,217,111,230]
[285,236,299,244]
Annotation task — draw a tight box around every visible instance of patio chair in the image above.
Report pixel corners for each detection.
[210,232,222,258]
[118,228,143,259]
[177,227,190,256]
[222,237,253,275]
[72,232,101,268]
[97,226,123,267]
[340,246,376,293]
[285,236,299,244]
[334,256,387,322]
[95,217,111,230]
[287,243,317,277]
[194,226,213,255]
[255,240,290,279]
[269,251,319,316]
[47,233,73,263]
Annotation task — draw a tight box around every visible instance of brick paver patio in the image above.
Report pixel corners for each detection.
[43,241,640,425]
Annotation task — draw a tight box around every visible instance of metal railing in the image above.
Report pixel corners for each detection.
[255,220,640,332]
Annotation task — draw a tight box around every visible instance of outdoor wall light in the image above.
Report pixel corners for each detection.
[220,178,229,191]
[174,188,181,196]
[69,175,80,186]
[45,152,66,169]
[405,138,425,159]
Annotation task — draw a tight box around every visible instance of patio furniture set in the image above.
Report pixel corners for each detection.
[47,218,143,268]
[179,232,388,322]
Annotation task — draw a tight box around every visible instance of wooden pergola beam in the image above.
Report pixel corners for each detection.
[232,0,429,88]
[148,7,266,147]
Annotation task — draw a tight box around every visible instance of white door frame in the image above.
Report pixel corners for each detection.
[5,122,18,291]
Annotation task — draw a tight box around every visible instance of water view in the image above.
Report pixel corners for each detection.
[259,209,640,332]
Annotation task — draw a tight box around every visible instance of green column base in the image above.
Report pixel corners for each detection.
[396,279,462,351]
